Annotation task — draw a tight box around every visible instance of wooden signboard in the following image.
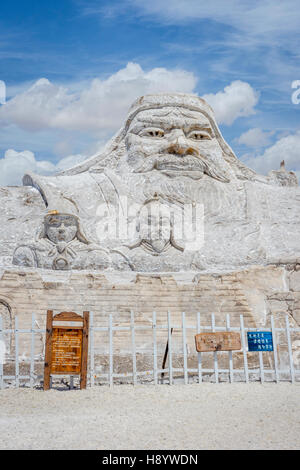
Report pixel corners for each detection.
[51,328,83,375]
[44,310,89,390]
[195,332,241,352]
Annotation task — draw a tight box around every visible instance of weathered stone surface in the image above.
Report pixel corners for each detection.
[0,186,45,267]
[292,309,300,324]
[0,93,299,340]
[290,270,300,292]
[0,266,293,356]
[0,93,298,273]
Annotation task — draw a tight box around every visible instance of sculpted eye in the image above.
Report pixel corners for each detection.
[63,217,77,227]
[65,220,76,227]
[140,128,165,138]
[48,218,61,227]
[188,131,211,141]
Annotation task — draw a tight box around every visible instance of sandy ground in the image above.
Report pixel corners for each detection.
[0,383,299,450]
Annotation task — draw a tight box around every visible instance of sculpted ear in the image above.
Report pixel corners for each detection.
[36,221,46,241]
[75,220,90,245]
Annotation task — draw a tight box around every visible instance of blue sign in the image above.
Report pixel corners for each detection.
[247,331,273,352]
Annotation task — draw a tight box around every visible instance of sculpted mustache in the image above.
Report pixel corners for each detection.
[133,154,206,172]
[133,153,229,183]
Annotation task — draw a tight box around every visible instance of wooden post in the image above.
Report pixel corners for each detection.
[80,311,89,390]
[89,311,94,387]
[43,310,53,391]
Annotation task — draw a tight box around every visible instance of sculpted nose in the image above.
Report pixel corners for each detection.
[167,131,194,155]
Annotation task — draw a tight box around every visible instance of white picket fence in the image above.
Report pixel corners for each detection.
[0,312,299,388]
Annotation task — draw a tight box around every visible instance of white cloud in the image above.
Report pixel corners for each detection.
[0,64,258,135]
[0,64,262,186]
[0,63,197,134]
[0,149,55,186]
[129,1,300,37]
[0,79,73,132]
[235,128,273,148]
[55,153,88,172]
[0,149,86,186]
[241,130,300,176]
[202,81,259,125]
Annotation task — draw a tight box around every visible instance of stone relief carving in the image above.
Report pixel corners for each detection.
[1,93,298,272]
[111,198,194,272]
[56,93,259,181]
[13,211,110,270]
[124,106,232,183]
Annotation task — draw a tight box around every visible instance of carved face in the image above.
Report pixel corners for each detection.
[125,107,230,182]
[138,201,172,252]
[45,214,78,244]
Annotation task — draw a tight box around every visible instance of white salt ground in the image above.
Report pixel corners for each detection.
[0,383,299,450]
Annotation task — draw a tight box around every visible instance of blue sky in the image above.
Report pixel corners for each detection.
[0,0,299,185]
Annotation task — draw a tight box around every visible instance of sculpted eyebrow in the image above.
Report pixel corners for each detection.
[135,118,168,126]
[129,121,167,132]
[187,125,213,134]
[130,120,213,133]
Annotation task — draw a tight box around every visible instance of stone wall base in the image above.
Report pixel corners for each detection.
[0,265,299,361]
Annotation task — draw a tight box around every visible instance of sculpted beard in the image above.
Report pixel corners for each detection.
[129,151,229,183]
